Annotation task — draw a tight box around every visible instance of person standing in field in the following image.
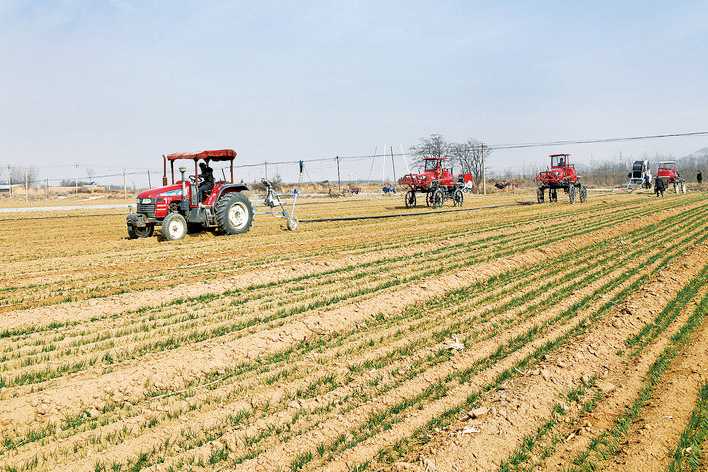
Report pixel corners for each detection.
[698,170,703,185]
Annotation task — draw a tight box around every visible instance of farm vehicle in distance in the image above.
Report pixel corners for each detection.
[655,161,687,194]
[626,160,652,190]
[536,153,587,204]
[398,157,472,208]
[126,149,255,241]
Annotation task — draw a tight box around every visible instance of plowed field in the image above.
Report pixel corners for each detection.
[0,191,705,472]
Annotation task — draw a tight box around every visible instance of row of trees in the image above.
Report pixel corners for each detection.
[1,166,40,186]
[1,166,98,188]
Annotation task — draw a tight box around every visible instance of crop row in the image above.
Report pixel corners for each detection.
[570,291,707,471]
[497,263,707,471]
[349,227,704,472]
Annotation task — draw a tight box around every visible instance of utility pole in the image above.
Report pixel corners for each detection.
[24,168,29,205]
[7,165,12,197]
[264,161,268,180]
[122,169,127,200]
[336,155,341,192]
[45,178,49,200]
[390,146,397,183]
[147,170,152,188]
[73,163,79,195]
[481,143,487,195]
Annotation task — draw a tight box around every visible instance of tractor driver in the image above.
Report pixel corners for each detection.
[198,161,214,201]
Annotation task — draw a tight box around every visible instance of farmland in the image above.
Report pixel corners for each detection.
[0,191,706,472]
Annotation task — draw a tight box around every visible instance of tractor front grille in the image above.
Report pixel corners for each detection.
[137,202,156,217]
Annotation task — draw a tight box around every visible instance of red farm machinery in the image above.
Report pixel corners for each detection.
[126,149,297,241]
[398,156,472,208]
[655,161,687,194]
[535,153,587,204]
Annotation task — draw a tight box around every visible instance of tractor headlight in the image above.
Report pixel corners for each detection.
[141,198,152,204]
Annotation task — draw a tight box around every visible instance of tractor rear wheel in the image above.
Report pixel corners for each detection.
[160,213,187,241]
[216,192,254,235]
[568,184,576,204]
[579,185,588,203]
[537,187,544,203]
[128,224,154,239]
[404,190,416,208]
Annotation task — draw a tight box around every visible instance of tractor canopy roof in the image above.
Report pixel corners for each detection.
[423,156,449,161]
[549,153,571,158]
[166,149,237,162]
[658,160,677,166]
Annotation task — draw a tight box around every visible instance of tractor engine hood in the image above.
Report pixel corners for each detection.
[136,182,189,201]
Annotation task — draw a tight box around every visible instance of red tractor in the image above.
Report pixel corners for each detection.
[126,149,254,241]
[655,161,686,194]
[536,153,587,204]
[398,157,471,208]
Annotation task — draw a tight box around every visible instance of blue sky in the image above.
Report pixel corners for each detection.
[1,0,707,181]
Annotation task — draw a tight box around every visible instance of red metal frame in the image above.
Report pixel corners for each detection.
[656,161,681,183]
[536,153,578,187]
[399,157,459,191]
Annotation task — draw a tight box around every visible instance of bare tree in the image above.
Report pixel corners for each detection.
[448,139,490,192]
[8,166,39,188]
[409,134,450,168]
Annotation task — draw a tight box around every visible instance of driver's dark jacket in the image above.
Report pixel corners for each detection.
[199,167,214,199]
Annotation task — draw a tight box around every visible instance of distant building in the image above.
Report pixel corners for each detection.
[0,184,11,193]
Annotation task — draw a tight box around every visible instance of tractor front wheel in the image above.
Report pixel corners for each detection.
[404,190,416,208]
[216,192,254,235]
[537,187,545,203]
[579,185,588,203]
[160,213,187,241]
[128,224,154,239]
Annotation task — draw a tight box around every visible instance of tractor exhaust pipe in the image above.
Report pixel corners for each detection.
[179,167,187,197]
[178,166,189,212]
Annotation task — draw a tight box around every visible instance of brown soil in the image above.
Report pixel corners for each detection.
[0,192,704,472]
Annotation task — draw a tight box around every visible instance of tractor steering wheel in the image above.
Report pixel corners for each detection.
[189,175,204,184]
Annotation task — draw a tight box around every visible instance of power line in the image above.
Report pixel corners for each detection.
[487,131,708,150]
